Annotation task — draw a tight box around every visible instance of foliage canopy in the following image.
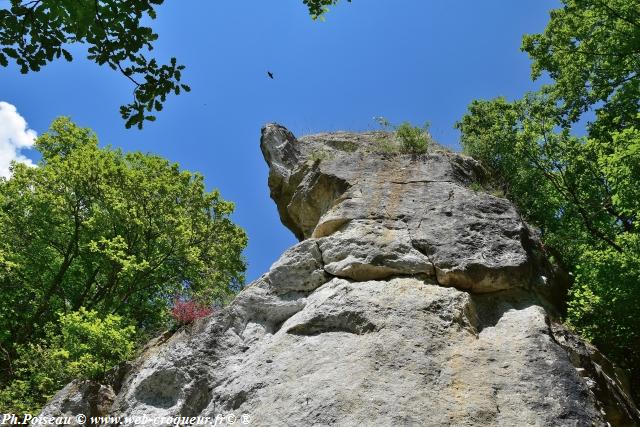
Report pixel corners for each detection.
[0,0,349,129]
[522,0,640,135]
[457,0,640,399]
[0,117,247,387]
[0,308,136,414]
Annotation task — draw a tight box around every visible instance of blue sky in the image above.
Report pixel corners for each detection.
[0,0,559,282]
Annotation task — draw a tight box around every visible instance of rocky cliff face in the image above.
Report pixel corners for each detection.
[41,125,640,426]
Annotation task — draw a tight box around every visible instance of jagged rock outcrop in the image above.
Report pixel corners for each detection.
[40,125,640,426]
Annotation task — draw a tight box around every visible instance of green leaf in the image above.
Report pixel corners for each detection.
[2,48,19,59]
[61,49,73,62]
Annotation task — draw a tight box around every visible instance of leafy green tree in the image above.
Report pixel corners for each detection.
[53,308,137,380]
[569,233,640,369]
[457,95,640,400]
[456,94,628,257]
[0,0,349,129]
[0,308,136,414]
[522,0,640,135]
[0,117,247,383]
[0,0,188,129]
[457,0,640,399]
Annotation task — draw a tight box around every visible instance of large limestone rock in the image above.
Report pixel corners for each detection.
[40,125,639,426]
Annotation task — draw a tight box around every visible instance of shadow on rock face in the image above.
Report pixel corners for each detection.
[285,309,379,336]
[134,369,185,409]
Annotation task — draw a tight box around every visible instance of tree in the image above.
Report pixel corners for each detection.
[0,117,247,383]
[0,308,137,414]
[456,94,630,257]
[0,0,348,129]
[522,0,640,135]
[457,94,640,402]
[457,0,640,399]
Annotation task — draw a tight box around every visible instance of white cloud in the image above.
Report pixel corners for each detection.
[0,101,37,178]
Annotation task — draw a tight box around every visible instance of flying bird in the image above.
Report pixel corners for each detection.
[267,71,274,79]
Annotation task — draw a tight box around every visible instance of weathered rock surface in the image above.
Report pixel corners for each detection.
[36,380,116,425]
[262,126,548,295]
[40,125,640,426]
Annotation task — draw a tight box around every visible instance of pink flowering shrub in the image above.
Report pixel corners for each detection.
[170,299,213,326]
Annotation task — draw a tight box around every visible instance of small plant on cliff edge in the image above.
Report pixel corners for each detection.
[468,182,483,192]
[396,122,431,154]
[170,298,214,327]
[309,148,333,162]
[373,117,432,154]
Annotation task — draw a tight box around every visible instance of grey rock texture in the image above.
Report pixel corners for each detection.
[37,380,115,425]
[262,126,547,295]
[39,125,639,426]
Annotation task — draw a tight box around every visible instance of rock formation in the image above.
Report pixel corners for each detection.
[40,125,640,426]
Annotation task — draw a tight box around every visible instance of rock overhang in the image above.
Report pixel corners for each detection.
[260,123,561,301]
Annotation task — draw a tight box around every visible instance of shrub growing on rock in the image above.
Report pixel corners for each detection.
[170,299,214,326]
[372,117,432,154]
[396,122,431,154]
